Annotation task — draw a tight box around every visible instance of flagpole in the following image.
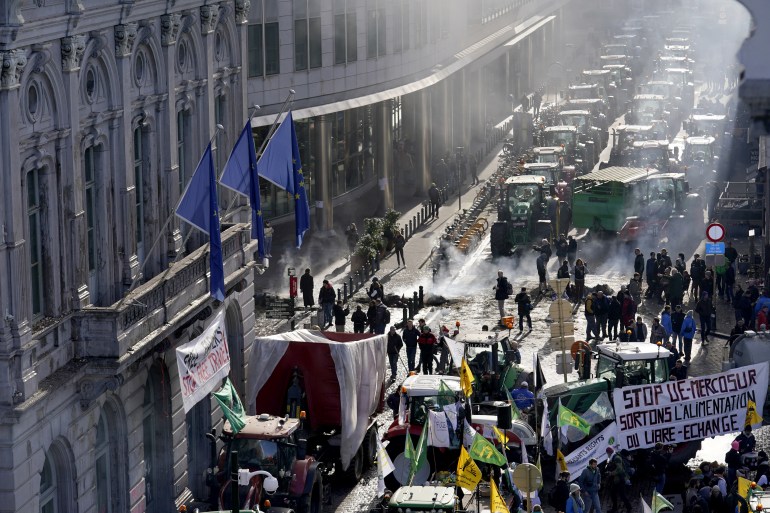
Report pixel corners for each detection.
[219,90,296,225]
[117,125,226,309]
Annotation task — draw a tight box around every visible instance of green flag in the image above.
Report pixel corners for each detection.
[469,433,507,466]
[437,380,456,409]
[505,387,521,421]
[213,378,247,435]
[557,402,591,435]
[652,491,674,513]
[408,419,430,484]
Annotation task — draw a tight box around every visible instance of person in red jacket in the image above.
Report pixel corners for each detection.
[758,305,769,330]
[417,326,437,375]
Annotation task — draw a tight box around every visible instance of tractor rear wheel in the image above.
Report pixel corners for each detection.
[342,445,364,484]
[362,426,378,469]
[490,222,511,257]
[297,473,323,513]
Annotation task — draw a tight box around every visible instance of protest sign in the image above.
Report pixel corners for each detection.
[563,422,620,477]
[612,362,769,450]
[176,310,231,412]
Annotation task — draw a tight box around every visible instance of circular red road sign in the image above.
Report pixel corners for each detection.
[706,223,725,242]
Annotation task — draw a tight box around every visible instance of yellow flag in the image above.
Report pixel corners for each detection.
[746,399,763,426]
[556,449,568,472]
[490,479,510,513]
[493,426,510,444]
[460,358,476,397]
[738,476,751,498]
[456,446,482,490]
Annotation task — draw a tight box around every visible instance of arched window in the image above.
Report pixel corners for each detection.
[39,441,76,513]
[95,413,112,513]
[143,364,172,513]
[39,454,56,513]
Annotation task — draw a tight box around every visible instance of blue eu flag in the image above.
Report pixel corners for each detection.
[258,112,310,248]
[175,143,225,301]
[219,122,267,259]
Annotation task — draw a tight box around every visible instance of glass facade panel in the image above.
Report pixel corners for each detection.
[247,24,263,77]
[309,17,322,68]
[294,19,308,71]
[254,108,380,218]
[265,23,280,75]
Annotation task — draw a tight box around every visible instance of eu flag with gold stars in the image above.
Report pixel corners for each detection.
[219,121,267,259]
[258,111,310,248]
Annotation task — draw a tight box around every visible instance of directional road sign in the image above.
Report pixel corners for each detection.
[265,297,294,320]
[705,242,725,255]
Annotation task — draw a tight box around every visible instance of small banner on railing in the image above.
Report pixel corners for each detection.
[176,310,231,412]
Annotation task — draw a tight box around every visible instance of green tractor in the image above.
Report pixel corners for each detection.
[490,175,569,257]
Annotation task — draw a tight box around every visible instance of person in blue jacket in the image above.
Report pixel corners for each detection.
[566,483,585,513]
[661,306,673,342]
[680,310,697,362]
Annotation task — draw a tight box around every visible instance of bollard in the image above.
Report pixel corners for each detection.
[402,307,408,324]
[337,288,341,300]
[409,219,414,236]
[343,282,348,301]
[408,298,414,319]
[348,276,354,296]
[419,286,424,308]
[413,291,419,313]
[375,255,380,272]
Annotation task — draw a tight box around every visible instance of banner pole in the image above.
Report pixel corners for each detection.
[117,126,225,309]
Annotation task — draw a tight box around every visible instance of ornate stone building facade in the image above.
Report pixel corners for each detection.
[0,0,592,512]
[0,2,256,513]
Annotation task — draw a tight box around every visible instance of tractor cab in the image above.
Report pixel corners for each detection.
[654,67,695,110]
[685,114,727,139]
[387,486,457,513]
[582,69,616,95]
[532,146,565,168]
[629,94,669,128]
[393,374,462,428]
[682,136,717,166]
[522,163,561,187]
[456,330,516,390]
[541,125,582,167]
[629,140,672,171]
[609,124,655,166]
[595,343,672,387]
[663,44,691,59]
[557,109,604,158]
[568,83,610,109]
[658,54,693,71]
[490,175,559,257]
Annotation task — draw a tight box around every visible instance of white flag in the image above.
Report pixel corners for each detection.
[428,411,452,448]
[376,437,395,497]
[520,440,529,464]
[542,399,553,456]
[463,420,478,448]
[641,496,653,513]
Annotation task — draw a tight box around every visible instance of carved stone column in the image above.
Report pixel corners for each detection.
[60,35,90,309]
[414,89,432,194]
[375,100,393,212]
[114,23,140,288]
[0,49,27,345]
[160,13,182,259]
[314,115,333,232]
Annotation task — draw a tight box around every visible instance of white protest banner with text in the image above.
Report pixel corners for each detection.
[176,310,231,412]
[613,362,769,450]
[564,422,620,478]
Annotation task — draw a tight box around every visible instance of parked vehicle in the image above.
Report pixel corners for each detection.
[208,414,326,513]
[607,124,655,166]
[490,175,569,256]
[249,331,386,482]
[572,167,695,241]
